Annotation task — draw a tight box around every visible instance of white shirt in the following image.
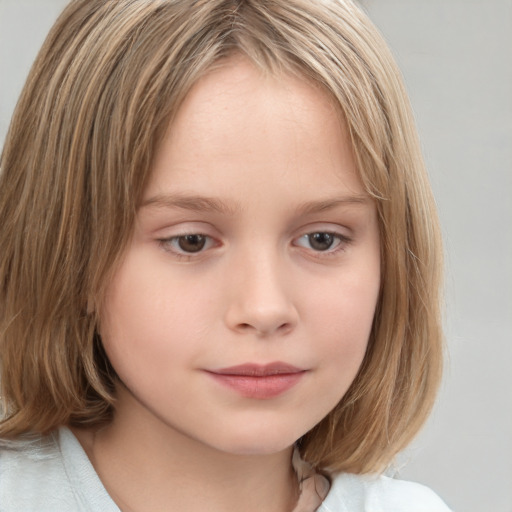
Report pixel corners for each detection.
[0,427,451,511]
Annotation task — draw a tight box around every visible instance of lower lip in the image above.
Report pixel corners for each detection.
[206,372,305,399]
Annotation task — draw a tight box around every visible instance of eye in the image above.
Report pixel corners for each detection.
[159,234,215,255]
[175,234,207,253]
[294,232,349,252]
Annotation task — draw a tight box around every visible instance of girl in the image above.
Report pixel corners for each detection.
[0,0,451,510]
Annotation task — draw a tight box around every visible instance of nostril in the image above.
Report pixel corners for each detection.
[227,298,299,337]
[235,321,293,336]
[276,322,293,335]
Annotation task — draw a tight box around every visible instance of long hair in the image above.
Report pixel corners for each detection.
[0,0,443,474]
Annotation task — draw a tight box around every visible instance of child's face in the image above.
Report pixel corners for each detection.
[99,57,381,455]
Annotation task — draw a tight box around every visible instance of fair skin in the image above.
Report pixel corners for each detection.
[75,56,381,512]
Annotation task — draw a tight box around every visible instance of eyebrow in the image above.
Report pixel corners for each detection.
[294,195,370,215]
[140,193,241,215]
[140,193,370,216]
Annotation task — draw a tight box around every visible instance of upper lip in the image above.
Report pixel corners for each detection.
[209,362,305,376]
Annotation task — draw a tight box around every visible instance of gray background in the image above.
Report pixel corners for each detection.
[1,1,511,511]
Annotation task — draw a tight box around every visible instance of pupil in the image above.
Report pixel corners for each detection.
[178,234,206,253]
[309,232,333,251]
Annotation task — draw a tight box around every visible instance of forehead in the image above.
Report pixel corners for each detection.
[172,56,341,132]
[144,56,363,204]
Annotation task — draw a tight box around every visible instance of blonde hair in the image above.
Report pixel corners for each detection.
[0,0,443,474]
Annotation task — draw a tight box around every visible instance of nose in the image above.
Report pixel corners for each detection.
[224,250,299,338]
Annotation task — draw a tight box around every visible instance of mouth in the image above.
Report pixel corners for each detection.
[205,362,307,399]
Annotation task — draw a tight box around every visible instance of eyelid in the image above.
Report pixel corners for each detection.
[292,227,353,257]
[294,232,344,247]
[154,223,353,261]
[157,232,220,260]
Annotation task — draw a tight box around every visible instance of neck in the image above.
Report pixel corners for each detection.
[73,387,299,512]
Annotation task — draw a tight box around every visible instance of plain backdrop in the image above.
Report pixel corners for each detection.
[1,1,511,511]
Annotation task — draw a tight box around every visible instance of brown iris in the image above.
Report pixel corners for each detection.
[177,234,207,253]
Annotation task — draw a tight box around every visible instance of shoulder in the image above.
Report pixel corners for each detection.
[0,428,117,512]
[318,472,452,512]
[0,430,80,511]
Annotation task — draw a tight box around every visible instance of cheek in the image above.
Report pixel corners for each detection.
[97,251,213,379]
[303,270,379,379]
[101,246,214,335]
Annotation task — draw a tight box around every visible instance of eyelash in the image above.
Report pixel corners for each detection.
[293,232,352,257]
[158,231,352,261]
[158,234,216,261]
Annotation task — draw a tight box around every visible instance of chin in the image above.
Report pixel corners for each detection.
[219,441,295,457]
[205,426,302,457]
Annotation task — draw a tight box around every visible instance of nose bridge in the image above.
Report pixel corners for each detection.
[224,240,297,336]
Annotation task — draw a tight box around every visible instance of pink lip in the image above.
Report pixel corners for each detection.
[206,362,306,399]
